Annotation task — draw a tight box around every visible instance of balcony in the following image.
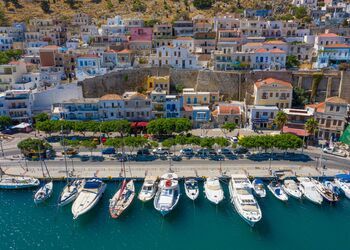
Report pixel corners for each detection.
[8,105,28,109]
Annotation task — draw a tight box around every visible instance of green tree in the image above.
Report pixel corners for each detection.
[274,111,288,131]
[17,138,52,157]
[293,6,308,19]
[40,0,51,13]
[132,0,146,12]
[0,116,12,130]
[305,118,319,142]
[34,113,49,123]
[0,10,8,26]
[220,122,237,137]
[292,87,310,108]
[80,140,98,156]
[193,0,214,9]
[286,55,300,69]
[35,120,57,135]
[175,135,187,148]
[125,136,147,154]
[215,137,230,148]
[200,137,215,148]
[105,138,124,152]
[162,138,176,148]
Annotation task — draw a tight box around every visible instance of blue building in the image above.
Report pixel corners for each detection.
[165,95,183,118]
[315,44,350,69]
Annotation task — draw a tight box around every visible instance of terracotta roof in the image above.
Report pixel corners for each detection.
[183,105,193,112]
[9,61,25,65]
[324,44,350,48]
[117,49,131,53]
[282,125,309,137]
[244,42,263,47]
[219,105,240,115]
[41,45,60,50]
[255,78,293,89]
[100,94,122,100]
[306,102,325,113]
[126,93,147,99]
[318,33,338,37]
[325,96,348,104]
[255,48,268,53]
[263,40,286,45]
[270,48,285,53]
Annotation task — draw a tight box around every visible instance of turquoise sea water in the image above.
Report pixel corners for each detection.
[1,181,350,250]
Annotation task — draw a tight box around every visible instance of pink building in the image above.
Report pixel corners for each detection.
[129,27,153,54]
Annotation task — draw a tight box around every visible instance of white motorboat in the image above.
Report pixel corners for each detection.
[109,180,135,219]
[268,181,288,202]
[0,176,40,189]
[297,177,323,205]
[72,179,106,219]
[58,179,85,207]
[34,181,53,204]
[204,177,224,204]
[312,179,339,202]
[229,174,262,227]
[282,179,302,199]
[138,176,158,202]
[184,178,199,200]
[334,174,350,199]
[252,179,266,198]
[323,181,341,196]
[154,173,180,216]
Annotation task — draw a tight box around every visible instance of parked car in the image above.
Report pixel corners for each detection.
[152,147,170,155]
[172,155,182,161]
[230,136,239,144]
[1,128,15,135]
[323,147,347,157]
[62,148,78,155]
[196,148,210,158]
[217,148,233,155]
[234,147,249,155]
[180,148,194,157]
[209,154,225,161]
[137,148,151,155]
[80,155,90,162]
[102,147,116,155]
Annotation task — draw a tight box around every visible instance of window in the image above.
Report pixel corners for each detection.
[276,93,279,97]
[330,105,334,111]
[338,120,342,126]
[333,120,337,126]
[263,112,268,116]
[270,93,273,97]
[336,106,340,112]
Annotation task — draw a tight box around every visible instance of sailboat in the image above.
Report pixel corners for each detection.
[34,147,53,204]
[58,139,85,207]
[109,151,135,219]
[138,176,158,202]
[0,167,40,189]
[312,178,339,202]
[297,177,323,205]
[72,178,106,219]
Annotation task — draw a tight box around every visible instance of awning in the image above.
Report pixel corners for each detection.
[131,122,149,128]
[282,126,309,137]
[11,122,31,129]
[340,125,350,145]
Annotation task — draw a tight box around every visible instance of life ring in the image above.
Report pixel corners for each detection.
[165,179,172,187]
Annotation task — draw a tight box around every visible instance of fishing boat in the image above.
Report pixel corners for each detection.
[297,177,323,205]
[0,175,40,189]
[72,178,106,219]
[334,174,350,199]
[154,173,180,216]
[109,180,135,219]
[312,179,339,202]
[138,176,158,202]
[252,179,266,198]
[268,181,288,202]
[229,174,262,227]
[58,179,85,206]
[204,177,224,204]
[34,181,53,204]
[282,179,302,199]
[184,178,199,200]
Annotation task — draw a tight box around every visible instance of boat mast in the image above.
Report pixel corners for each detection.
[38,144,45,179]
[60,124,69,184]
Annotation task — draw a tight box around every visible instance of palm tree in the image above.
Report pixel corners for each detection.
[305,118,319,143]
[274,111,288,132]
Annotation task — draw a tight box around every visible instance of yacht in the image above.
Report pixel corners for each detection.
[267,181,288,202]
[0,176,40,189]
[282,179,302,199]
[72,179,106,219]
[334,174,350,199]
[138,176,158,202]
[229,174,262,227]
[312,179,339,202]
[184,178,199,200]
[58,179,85,207]
[34,181,53,204]
[109,180,135,219]
[153,173,180,216]
[252,179,266,198]
[297,177,323,205]
[204,177,224,204]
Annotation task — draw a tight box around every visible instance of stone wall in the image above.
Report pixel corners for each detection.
[79,67,346,104]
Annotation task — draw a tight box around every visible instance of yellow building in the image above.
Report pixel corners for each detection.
[254,78,293,109]
[146,75,170,94]
[182,88,219,106]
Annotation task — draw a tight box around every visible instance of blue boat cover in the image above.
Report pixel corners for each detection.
[335,174,350,180]
[254,179,263,184]
[275,188,281,195]
[84,179,102,189]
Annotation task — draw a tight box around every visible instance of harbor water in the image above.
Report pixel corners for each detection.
[1,181,350,250]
